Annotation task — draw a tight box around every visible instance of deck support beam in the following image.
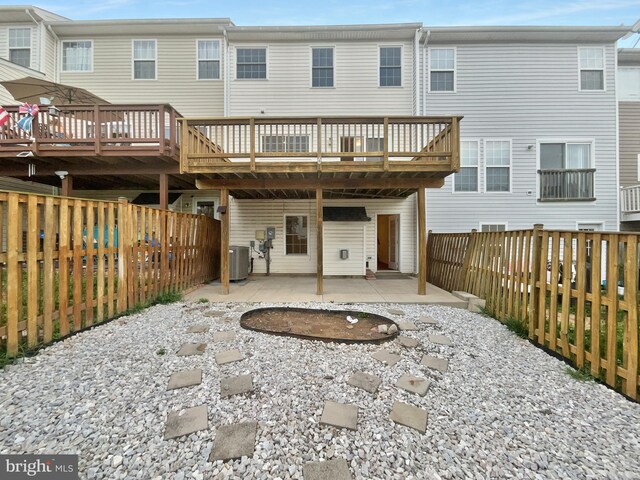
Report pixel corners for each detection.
[159,174,169,210]
[61,175,73,197]
[220,188,230,295]
[316,188,323,296]
[418,187,427,295]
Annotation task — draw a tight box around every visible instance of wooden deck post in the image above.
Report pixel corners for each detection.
[61,175,73,197]
[418,187,427,295]
[159,173,169,210]
[316,188,323,295]
[220,188,230,295]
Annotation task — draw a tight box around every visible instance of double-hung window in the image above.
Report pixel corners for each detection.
[285,215,308,255]
[62,41,93,72]
[133,40,157,80]
[480,223,507,232]
[312,47,334,87]
[262,135,309,153]
[454,140,479,192]
[429,48,455,92]
[197,40,220,80]
[539,142,594,201]
[485,140,511,192]
[579,47,604,91]
[236,48,266,79]
[379,46,401,87]
[9,28,31,68]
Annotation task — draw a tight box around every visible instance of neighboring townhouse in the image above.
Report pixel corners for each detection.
[618,48,640,231]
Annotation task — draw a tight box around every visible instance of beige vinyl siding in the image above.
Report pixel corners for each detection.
[323,223,366,276]
[228,197,416,274]
[229,41,414,116]
[59,35,224,117]
[422,43,619,232]
[619,102,640,188]
[43,27,57,79]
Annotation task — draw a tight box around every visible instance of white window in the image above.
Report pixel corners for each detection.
[539,142,594,201]
[262,135,309,153]
[485,140,511,192]
[9,28,31,68]
[380,46,401,87]
[236,48,266,79]
[480,223,507,232]
[133,40,157,80]
[197,40,220,80]
[579,47,604,91]
[619,67,640,101]
[312,47,334,88]
[429,48,455,92]
[62,41,93,72]
[577,222,603,232]
[454,140,479,192]
[285,215,308,255]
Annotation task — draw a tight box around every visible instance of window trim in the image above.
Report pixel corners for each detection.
[427,46,456,94]
[535,138,596,203]
[452,138,480,194]
[283,214,310,256]
[483,138,512,194]
[309,45,335,89]
[575,221,604,231]
[131,39,157,81]
[378,44,403,88]
[235,45,268,81]
[8,27,32,69]
[577,46,606,92]
[195,39,221,81]
[61,39,93,73]
[479,222,508,232]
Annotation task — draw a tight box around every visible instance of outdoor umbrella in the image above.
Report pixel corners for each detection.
[1,76,110,105]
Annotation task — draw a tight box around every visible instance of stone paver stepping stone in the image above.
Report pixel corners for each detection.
[397,321,419,331]
[390,400,428,433]
[213,331,237,342]
[421,354,449,372]
[347,371,382,394]
[176,343,206,356]
[167,369,202,390]
[387,308,405,316]
[186,325,209,333]
[304,459,352,480]
[164,405,208,439]
[420,315,438,325]
[396,373,431,396]
[372,349,401,367]
[221,374,253,398]
[215,349,245,365]
[429,334,452,346]
[209,421,258,461]
[320,401,358,430]
[204,310,225,317]
[397,336,419,348]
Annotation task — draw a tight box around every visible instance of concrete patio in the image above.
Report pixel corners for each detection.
[185,276,467,306]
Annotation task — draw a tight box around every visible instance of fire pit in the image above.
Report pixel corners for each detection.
[240,307,398,343]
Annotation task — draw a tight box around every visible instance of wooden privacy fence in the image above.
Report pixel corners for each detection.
[0,191,221,359]
[426,226,640,401]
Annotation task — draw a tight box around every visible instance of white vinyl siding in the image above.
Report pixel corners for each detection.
[311,47,334,88]
[8,28,31,68]
[454,140,479,192]
[429,47,455,92]
[323,223,366,276]
[132,39,156,80]
[197,39,220,80]
[579,47,605,91]
[62,40,92,72]
[236,47,267,79]
[379,46,401,87]
[484,140,511,192]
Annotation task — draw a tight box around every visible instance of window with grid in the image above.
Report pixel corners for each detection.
[454,140,479,192]
[62,41,92,72]
[429,48,455,92]
[485,140,510,192]
[262,135,309,153]
[9,28,31,68]
[312,47,334,87]
[197,40,220,79]
[579,47,604,91]
[380,46,401,87]
[237,48,266,79]
[480,224,506,232]
[133,40,156,79]
[366,137,383,161]
[285,216,308,255]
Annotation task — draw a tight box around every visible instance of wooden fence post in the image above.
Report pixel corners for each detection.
[529,224,544,341]
[117,197,129,313]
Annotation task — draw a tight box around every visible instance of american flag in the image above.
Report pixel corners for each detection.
[0,106,9,127]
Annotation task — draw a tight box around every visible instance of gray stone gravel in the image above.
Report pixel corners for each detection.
[1,301,639,480]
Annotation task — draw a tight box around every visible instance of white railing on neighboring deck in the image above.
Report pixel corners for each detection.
[621,185,640,214]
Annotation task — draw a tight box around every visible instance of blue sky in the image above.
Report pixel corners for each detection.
[23,0,640,45]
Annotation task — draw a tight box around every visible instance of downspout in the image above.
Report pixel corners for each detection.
[46,25,61,83]
[614,46,621,230]
[422,29,431,116]
[413,28,421,116]
[25,9,43,73]
[418,29,431,273]
[223,28,230,117]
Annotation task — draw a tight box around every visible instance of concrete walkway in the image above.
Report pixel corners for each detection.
[186,276,467,306]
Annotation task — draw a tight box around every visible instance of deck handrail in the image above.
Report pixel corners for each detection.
[621,184,640,214]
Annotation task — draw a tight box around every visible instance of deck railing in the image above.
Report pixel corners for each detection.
[0,104,181,157]
[621,185,640,214]
[426,227,640,401]
[179,115,461,173]
[538,169,595,201]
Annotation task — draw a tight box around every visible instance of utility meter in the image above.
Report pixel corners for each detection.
[266,227,276,240]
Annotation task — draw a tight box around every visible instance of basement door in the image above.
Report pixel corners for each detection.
[377,214,400,271]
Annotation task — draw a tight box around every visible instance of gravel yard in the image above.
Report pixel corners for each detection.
[1,301,639,480]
